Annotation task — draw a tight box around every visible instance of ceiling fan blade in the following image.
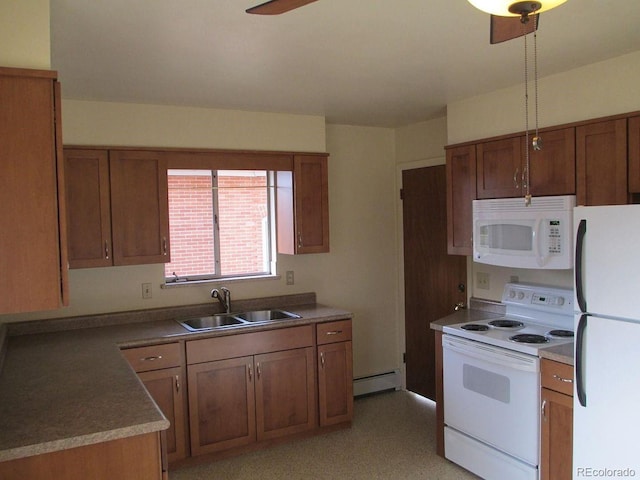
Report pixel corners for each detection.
[490,14,540,44]
[246,0,319,15]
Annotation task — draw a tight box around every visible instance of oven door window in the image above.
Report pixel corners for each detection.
[463,364,510,403]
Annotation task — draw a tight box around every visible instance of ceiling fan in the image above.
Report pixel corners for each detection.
[246,0,319,15]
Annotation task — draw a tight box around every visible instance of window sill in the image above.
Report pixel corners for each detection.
[161,274,281,289]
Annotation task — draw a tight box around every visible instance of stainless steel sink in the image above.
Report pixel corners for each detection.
[235,309,301,322]
[176,309,301,331]
[177,314,245,331]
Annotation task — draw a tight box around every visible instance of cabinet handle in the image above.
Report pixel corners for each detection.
[326,330,342,336]
[104,240,110,260]
[552,374,573,384]
[175,375,180,393]
[514,167,520,189]
[522,165,528,190]
[256,363,261,379]
[141,355,163,362]
[541,399,547,420]
[162,237,168,256]
[297,232,303,249]
[320,352,325,368]
[247,364,253,382]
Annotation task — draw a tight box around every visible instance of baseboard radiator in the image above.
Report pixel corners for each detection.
[353,370,401,397]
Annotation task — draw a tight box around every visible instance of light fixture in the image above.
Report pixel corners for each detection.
[467,1,567,18]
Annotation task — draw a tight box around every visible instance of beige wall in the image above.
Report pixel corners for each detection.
[448,49,640,300]
[0,0,50,68]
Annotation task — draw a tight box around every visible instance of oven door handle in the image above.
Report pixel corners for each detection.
[443,336,538,373]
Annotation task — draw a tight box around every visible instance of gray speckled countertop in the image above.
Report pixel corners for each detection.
[0,293,352,463]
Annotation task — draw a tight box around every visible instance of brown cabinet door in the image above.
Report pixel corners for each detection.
[0,68,67,313]
[446,145,476,255]
[629,116,640,193]
[64,149,113,268]
[540,388,573,480]
[139,367,187,463]
[255,347,316,441]
[110,150,170,265]
[318,341,353,427]
[477,137,522,198]
[277,154,329,254]
[528,127,576,196]
[187,356,256,455]
[576,119,628,205]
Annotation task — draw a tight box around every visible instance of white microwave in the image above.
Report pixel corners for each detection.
[472,195,576,269]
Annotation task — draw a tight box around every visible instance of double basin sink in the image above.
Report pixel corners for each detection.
[177,309,301,332]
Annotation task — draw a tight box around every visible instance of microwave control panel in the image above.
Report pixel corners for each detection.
[547,220,562,254]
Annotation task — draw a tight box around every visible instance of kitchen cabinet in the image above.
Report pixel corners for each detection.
[64,148,171,267]
[122,343,188,464]
[476,128,575,200]
[540,359,573,480]
[0,67,68,314]
[277,154,330,254]
[576,118,627,205]
[628,115,640,194]
[0,432,163,480]
[186,325,316,456]
[317,320,353,426]
[445,145,476,255]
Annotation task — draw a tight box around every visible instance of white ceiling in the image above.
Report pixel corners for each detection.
[51,0,640,128]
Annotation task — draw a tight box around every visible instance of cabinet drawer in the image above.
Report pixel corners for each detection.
[122,343,182,372]
[187,325,314,365]
[541,359,574,396]
[317,320,352,345]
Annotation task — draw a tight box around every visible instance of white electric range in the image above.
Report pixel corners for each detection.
[442,283,574,480]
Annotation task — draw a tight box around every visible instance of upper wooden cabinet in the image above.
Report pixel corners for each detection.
[627,116,640,194]
[576,118,627,206]
[446,145,476,256]
[64,148,170,267]
[277,154,330,254]
[476,128,575,199]
[0,67,68,314]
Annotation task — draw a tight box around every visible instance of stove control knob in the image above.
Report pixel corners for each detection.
[517,291,525,300]
[556,297,565,306]
[508,290,516,299]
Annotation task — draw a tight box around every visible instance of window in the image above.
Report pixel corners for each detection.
[165,169,275,282]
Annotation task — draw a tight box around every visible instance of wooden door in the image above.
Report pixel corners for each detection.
[528,127,576,196]
[255,347,316,441]
[476,137,522,198]
[576,119,627,205]
[0,68,68,313]
[187,356,256,455]
[64,149,113,268]
[540,388,573,480]
[138,367,187,463]
[109,150,170,265]
[318,340,353,426]
[446,145,476,255]
[628,116,640,193]
[402,165,467,400]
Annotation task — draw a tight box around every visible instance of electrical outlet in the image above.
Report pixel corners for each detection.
[142,283,152,299]
[285,271,295,285]
[476,272,490,290]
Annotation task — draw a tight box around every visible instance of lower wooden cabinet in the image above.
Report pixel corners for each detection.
[540,359,574,480]
[0,432,164,480]
[122,343,188,464]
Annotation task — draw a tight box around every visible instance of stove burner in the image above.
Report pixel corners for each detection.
[489,319,525,329]
[510,333,550,344]
[461,324,490,332]
[547,329,574,338]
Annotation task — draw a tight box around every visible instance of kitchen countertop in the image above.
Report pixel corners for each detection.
[430,298,573,366]
[0,294,352,463]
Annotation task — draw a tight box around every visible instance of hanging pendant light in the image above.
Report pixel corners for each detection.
[468,1,567,18]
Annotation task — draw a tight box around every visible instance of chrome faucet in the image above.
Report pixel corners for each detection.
[211,287,231,313]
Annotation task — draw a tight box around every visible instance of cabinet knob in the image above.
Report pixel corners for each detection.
[104,240,110,260]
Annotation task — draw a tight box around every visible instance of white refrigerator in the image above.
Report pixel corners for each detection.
[573,205,640,479]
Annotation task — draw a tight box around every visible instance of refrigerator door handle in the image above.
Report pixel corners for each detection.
[576,314,588,407]
[575,219,587,313]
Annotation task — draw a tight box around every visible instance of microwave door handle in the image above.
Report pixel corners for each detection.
[533,218,546,267]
